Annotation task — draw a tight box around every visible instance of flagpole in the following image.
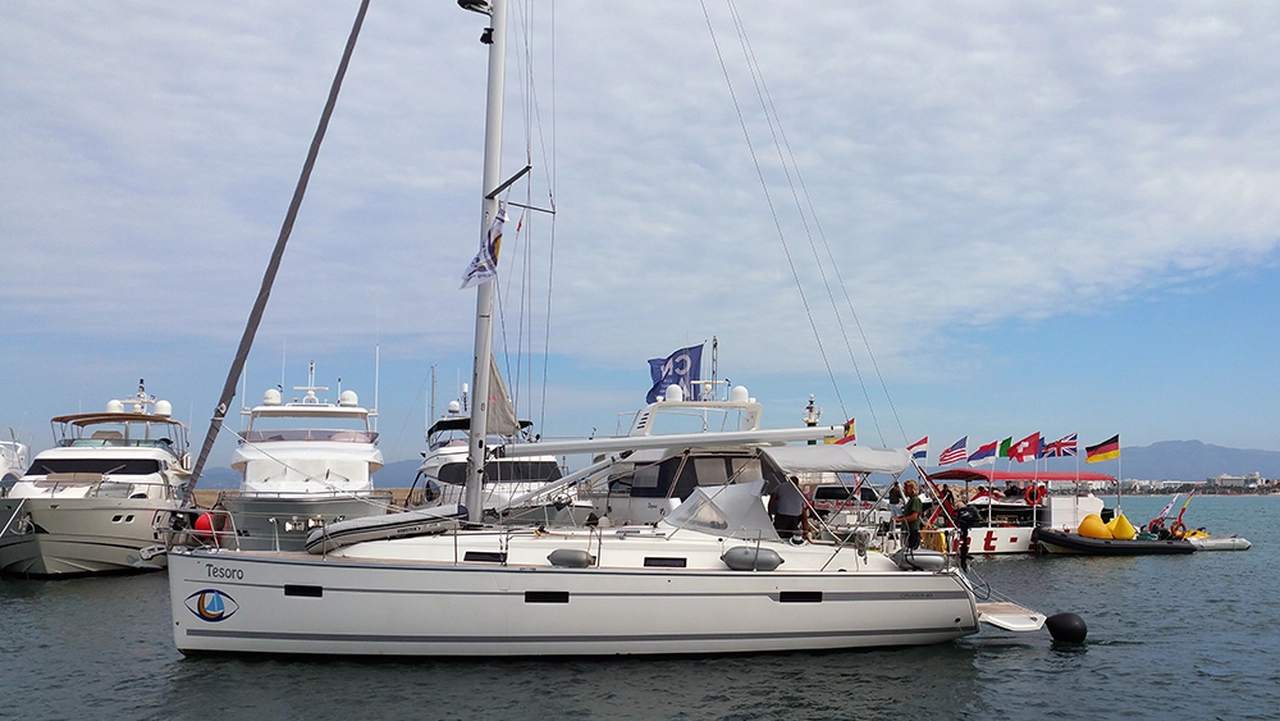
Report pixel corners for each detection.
[1117,436,1123,511]
[1115,440,1122,515]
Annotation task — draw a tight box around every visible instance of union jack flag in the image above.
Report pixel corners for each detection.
[938,436,968,466]
[1042,433,1078,458]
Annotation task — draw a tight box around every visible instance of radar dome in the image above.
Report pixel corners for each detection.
[263,388,283,406]
[338,390,359,407]
[664,384,685,402]
[154,400,172,417]
[106,399,125,414]
[731,385,749,403]
[447,400,462,413]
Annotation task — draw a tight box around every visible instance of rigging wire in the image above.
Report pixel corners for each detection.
[491,0,556,439]
[698,1,845,424]
[710,0,911,447]
[723,1,897,446]
[539,1,558,439]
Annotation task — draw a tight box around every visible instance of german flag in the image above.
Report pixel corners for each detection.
[1085,434,1120,463]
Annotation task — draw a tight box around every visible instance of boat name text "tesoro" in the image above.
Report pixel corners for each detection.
[207,565,244,580]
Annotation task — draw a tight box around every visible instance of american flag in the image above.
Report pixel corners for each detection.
[938,436,968,466]
[1042,433,1078,458]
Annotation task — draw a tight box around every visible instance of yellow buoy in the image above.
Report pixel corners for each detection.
[1110,513,1137,540]
[1078,513,1112,539]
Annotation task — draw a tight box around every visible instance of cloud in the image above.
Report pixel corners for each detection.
[3,1,1279,460]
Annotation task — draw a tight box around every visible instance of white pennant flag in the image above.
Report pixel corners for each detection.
[461,203,507,289]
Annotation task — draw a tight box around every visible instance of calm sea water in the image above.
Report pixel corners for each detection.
[3,496,1276,721]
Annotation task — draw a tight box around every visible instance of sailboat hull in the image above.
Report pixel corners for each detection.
[169,544,980,657]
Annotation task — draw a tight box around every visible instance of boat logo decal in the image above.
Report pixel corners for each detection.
[185,589,239,622]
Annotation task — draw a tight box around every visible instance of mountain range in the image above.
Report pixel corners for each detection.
[1110,440,1280,481]
[191,440,1280,489]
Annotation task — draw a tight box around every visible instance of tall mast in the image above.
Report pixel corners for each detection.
[465,0,508,522]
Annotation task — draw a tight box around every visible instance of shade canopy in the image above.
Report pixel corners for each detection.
[928,468,1115,484]
[759,444,911,476]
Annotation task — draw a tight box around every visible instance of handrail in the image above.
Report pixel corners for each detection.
[1,497,28,537]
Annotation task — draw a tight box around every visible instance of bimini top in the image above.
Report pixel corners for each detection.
[758,444,911,476]
[51,412,188,429]
[928,468,1116,484]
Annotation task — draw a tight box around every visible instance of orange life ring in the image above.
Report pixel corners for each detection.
[1169,520,1187,537]
[1024,485,1047,505]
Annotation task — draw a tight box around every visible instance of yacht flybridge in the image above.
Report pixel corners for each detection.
[166,0,1048,656]
[1,381,191,576]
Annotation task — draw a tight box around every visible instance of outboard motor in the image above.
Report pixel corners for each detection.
[955,504,982,571]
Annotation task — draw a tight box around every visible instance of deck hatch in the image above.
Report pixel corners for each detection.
[463,551,507,563]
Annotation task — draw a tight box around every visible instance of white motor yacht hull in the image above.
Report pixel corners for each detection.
[0,497,175,576]
[217,491,394,552]
[169,533,980,657]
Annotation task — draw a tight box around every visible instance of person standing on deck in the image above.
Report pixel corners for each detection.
[895,479,924,549]
[771,477,806,540]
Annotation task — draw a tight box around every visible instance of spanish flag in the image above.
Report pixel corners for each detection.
[1085,434,1120,463]
[828,417,856,445]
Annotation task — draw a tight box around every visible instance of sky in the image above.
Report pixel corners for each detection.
[2,1,1278,473]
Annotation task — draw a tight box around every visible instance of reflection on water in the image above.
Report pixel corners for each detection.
[2,496,1276,721]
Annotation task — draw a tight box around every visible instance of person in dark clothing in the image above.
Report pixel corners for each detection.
[887,481,903,505]
[771,477,806,540]
[940,484,957,519]
[895,479,924,549]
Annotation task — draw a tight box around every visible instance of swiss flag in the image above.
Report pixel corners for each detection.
[1008,432,1041,463]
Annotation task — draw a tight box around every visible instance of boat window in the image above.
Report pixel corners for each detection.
[437,460,562,486]
[241,429,377,443]
[484,460,562,484]
[643,557,687,568]
[438,463,467,486]
[693,457,731,486]
[727,457,764,485]
[27,458,162,476]
[630,463,660,489]
[629,455,760,499]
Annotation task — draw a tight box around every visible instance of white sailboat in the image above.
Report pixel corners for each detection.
[166,0,1044,656]
[1,382,192,576]
[214,362,392,551]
